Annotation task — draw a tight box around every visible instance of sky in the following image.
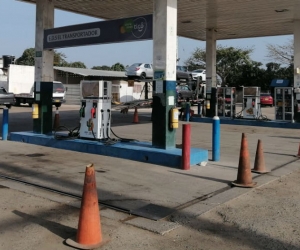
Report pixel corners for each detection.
[0,0,293,69]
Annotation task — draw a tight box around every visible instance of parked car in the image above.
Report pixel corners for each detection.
[126,63,192,82]
[225,96,232,104]
[192,69,206,81]
[125,63,153,80]
[260,93,273,107]
[192,69,222,85]
[176,84,195,102]
[176,66,193,82]
[0,87,15,108]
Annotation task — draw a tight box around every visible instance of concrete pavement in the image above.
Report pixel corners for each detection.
[0,105,299,246]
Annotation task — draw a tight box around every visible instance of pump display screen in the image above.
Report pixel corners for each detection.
[81,82,100,97]
[80,80,111,99]
[244,87,260,96]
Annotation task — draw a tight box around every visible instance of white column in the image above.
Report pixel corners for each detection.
[152,0,177,149]
[35,0,54,82]
[153,0,177,81]
[206,28,217,93]
[294,20,300,88]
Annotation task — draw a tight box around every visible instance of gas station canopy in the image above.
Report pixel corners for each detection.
[20,0,299,40]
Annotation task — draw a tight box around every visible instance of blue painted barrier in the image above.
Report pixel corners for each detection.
[185,104,190,121]
[10,131,209,168]
[2,109,8,140]
[212,116,220,161]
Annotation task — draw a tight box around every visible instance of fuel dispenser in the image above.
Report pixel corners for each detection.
[242,87,261,119]
[217,87,236,118]
[205,87,217,117]
[294,87,300,122]
[79,81,111,140]
[32,81,53,134]
[274,87,294,122]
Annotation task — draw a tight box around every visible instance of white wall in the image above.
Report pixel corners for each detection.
[64,80,139,105]
[8,65,35,94]
[120,81,134,102]
[64,84,80,105]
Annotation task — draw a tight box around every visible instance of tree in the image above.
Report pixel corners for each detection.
[266,39,293,65]
[15,48,35,66]
[53,52,68,66]
[15,48,69,67]
[92,65,112,70]
[226,60,266,89]
[111,62,125,71]
[261,62,294,89]
[66,61,86,68]
[185,45,254,85]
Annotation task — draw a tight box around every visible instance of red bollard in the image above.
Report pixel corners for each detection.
[181,124,191,170]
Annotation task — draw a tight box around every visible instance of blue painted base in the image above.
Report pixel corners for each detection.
[191,116,300,129]
[10,132,208,168]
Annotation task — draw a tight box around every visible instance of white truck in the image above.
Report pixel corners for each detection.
[7,64,66,107]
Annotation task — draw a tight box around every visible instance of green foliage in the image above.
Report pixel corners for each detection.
[15,48,84,68]
[92,63,125,71]
[111,62,125,71]
[15,48,35,66]
[66,61,86,68]
[185,45,254,85]
[92,65,112,70]
[54,51,68,66]
[185,45,294,90]
[15,48,70,67]
[262,62,294,89]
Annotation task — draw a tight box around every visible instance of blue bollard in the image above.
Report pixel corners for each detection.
[212,116,220,161]
[197,102,201,115]
[2,108,9,141]
[185,104,190,121]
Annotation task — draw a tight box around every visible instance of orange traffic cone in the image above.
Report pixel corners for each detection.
[296,143,300,157]
[252,140,269,174]
[133,107,139,123]
[66,164,105,249]
[232,133,257,188]
[53,108,60,131]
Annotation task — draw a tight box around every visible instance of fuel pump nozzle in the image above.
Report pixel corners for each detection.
[107,109,111,124]
[79,102,86,118]
[91,103,97,118]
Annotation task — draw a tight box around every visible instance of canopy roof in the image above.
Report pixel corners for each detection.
[19,0,299,40]
[54,66,126,78]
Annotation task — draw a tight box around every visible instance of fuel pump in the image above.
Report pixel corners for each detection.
[217,87,236,118]
[242,87,261,119]
[274,87,294,121]
[205,87,217,117]
[79,81,112,140]
[32,81,53,134]
[294,87,300,122]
